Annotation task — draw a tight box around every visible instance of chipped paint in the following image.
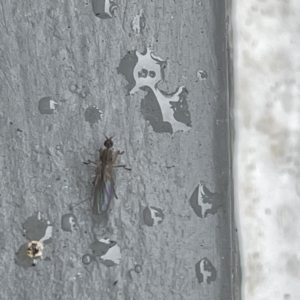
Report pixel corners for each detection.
[39,225,53,243]
[195,258,217,284]
[131,49,166,94]
[118,49,192,133]
[197,70,208,80]
[189,181,222,218]
[141,86,191,133]
[143,206,164,226]
[38,97,58,114]
[100,243,121,265]
[22,213,53,243]
[89,238,121,266]
[61,213,78,232]
[92,0,117,19]
[84,106,103,126]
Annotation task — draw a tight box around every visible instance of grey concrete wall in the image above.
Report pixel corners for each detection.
[0,0,239,299]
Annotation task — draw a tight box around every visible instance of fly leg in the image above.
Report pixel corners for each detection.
[111,150,123,165]
[112,150,131,170]
[83,159,97,165]
[113,164,131,171]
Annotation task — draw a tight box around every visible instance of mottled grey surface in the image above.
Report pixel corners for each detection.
[0,0,238,299]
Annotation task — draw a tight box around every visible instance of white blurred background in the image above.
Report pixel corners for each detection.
[233,0,300,299]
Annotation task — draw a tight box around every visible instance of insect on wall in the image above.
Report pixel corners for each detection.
[83,136,131,215]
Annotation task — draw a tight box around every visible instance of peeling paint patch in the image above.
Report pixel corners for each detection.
[118,49,192,133]
[141,86,191,133]
[132,49,166,94]
[22,213,53,244]
[38,97,58,114]
[84,106,103,126]
[92,0,117,19]
[197,70,208,81]
[189,181,222,218]
[89,238,121,266]
[131,10,146,35]
[195,257,217,284]
[143,206,164,226]
[61,213,78,232]
[118,49,166,94]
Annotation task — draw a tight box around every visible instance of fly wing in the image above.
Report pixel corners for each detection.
[91,170,115,215]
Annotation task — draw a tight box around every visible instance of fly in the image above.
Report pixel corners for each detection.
[83,136,130,215]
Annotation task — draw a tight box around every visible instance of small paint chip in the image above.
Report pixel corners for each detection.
[38,97,58,114]
[197,70,208,80]
[195,257,217,284]
[189,181,222,218]
[89,238,121,266]
[61,214,78,232]
[84,106,103,126]
[143,206,164,226]
[118,48,192,134]
[92,0,117,19]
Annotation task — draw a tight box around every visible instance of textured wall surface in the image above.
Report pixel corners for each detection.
[0,0,238,299]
